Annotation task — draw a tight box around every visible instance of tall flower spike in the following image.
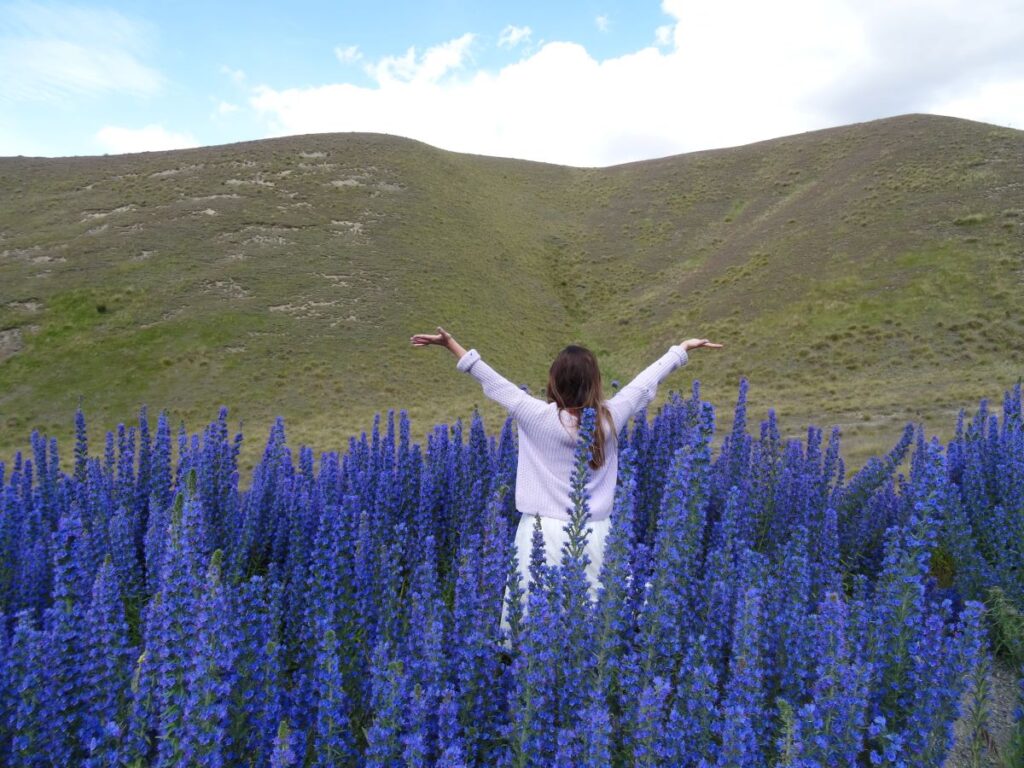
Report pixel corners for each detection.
[554,411,599,733]
[797,592,870,766]
[181,549,237,768]
[74,408,89,484]
[956,599,993,768]
[630,675,671,767]
[563,406,596,563]
[311,628,356,767]
[9,610,54,765]
[637,438,706,682]
[501,533,526,651]
[513,581,561,763]
[152,489,204,767]
[270,719,297,768]
[47,506,92,765]
[80,557,134,765]
[716,586,767,767]
[526,513,547,598]
[364,639,407,766]
[594,444,640,714]
[665,633,720,766]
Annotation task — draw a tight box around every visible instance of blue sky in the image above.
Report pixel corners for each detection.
[2,0,1023,165]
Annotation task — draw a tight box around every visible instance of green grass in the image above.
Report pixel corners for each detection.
[1,115,1023,477]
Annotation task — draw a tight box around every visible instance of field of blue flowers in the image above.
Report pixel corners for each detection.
[0,380,1022,767]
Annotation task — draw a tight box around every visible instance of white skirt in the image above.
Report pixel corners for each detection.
[499,511,613,636]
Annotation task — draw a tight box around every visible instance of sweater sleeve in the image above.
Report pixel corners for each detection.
[456,349,548,421]
[606,345,688,433]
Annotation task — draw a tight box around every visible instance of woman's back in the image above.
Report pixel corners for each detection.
[454,344,690,522]
[510,401,620,522]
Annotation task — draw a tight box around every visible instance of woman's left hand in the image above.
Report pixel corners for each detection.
[680,338,724,351]
[411,326,468,360]
[411,326,453,348]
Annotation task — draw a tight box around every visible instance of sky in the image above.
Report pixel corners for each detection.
[1,0,1022,166]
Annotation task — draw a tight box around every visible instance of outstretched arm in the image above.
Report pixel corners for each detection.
[607,338,723,432]
[411,326,544,420]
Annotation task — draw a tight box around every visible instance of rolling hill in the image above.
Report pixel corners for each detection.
[1,114,1022,474]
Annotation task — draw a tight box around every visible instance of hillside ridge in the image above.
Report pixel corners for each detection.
[1,113,1022,472]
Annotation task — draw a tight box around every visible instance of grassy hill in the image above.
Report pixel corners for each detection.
[1,114,1022,475]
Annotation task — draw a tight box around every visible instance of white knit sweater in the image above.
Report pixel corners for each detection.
[456,345,689,522]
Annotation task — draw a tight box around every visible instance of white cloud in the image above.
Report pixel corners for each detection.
[252,40,693,166]
[0,1,161,102]
[367,33,474,84]
[95,124,198,155]
[248,0,1024,167]
[595,15,610,32]
[220,66,247,85]
[216,101,239,116]
[0,116,49,156]
[654,24,672,46]
[804,0,1024,122]
[334,44,362,63]
[498,24,532,49]
[930,78,1024,130]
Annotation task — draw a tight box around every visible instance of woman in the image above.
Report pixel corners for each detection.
[410,326,722,630]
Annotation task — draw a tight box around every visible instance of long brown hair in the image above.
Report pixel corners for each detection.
[546,345,612,470]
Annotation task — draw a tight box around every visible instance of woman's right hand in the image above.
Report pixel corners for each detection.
[680,338,724,351]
